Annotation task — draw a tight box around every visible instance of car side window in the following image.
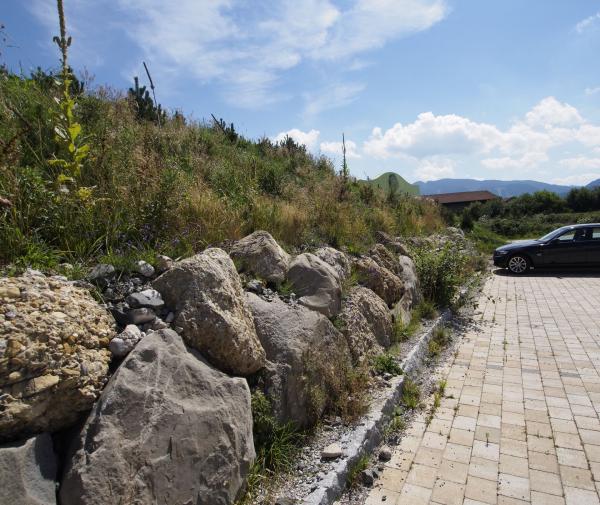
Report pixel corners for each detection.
[592,227,600,240]
[556,230,576,242]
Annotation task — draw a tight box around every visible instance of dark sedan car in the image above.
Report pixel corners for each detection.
[493,224,600,274]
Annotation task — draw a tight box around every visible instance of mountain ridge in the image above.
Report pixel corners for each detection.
[415,178,574,197]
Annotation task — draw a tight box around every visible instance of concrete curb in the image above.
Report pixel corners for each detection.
[301,309,453,505]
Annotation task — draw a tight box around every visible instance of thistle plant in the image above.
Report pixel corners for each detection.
[48,0,92,201]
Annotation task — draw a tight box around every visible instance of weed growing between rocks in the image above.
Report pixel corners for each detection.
[238,392,305,504]
[371,353,403,376]
[428,326,451,361]
[401,378,421,410]
[346,455,370,488]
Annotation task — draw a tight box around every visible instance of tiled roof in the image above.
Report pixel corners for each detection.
[423,190,498,204]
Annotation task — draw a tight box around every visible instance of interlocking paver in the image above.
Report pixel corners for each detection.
[365,272,600,504]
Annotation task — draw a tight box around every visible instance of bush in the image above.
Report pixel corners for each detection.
[411,243,467,307]
[372,353,403,376]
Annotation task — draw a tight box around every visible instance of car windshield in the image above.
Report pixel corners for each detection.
[538,226,572,242]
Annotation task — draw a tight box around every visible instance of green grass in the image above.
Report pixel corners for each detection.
[372,353,403,376]
[347,455,370,488]
[0,68,445,271]
[467,223,508,254]
[401,378,421,410]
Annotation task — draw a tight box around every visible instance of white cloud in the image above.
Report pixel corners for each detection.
[312,0,448,60]
[552,173,600,186]
[481,152,549,170]
[560,157,600,170]
[524,97,583,128]
[105,0,447,108]
[363,97,600,174]
[576,11,600,33]
[585,86,600,96]
[320,139,361,158]
[303,82,365,118]
[364,112,502,159]
[413,158,455,181]
[272,128,320,150]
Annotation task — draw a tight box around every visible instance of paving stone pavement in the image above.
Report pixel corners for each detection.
[364,272,600,505]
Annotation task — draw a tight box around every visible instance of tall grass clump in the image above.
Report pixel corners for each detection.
[411,243,468,308]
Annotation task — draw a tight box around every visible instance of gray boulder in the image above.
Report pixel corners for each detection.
[353,257,404,307]
[0,433,57,505]
[230,231,290,284]
[59,329,255,505]
[338,287,393,363]
[153,248,266,375]
[287,253,342,318]
[392,255,420,326]
[368,243,403,276]
[314,247,351,280]
[246,294,351,428]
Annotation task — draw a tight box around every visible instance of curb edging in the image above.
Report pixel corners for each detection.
[301,309,452,505]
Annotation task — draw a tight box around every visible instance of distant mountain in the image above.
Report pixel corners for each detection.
[416,178,574,198]
[361,172,420,195]
[587,178,600,188]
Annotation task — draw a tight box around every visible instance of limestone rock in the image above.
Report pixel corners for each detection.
[338,287,393,363]
[0,433,57,505]
[321,443,343,460]
[134,260,155,278]
[353,257,404,307]
[59,329,254,505]
[287,253,342,318]
[125,289,164,309]
[314,247,351,280]
[155,255,173,273]
[392,255,421,326]
[374,231,410,256]
[0,271,115,443]
[87,264,114,281]
[108,324,143,358]
[230,231,290,284]
[247,293,351,428]
[368,243,403,276]
[153,248,266,375]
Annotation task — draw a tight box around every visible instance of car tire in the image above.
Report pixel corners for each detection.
[507,254,530,275]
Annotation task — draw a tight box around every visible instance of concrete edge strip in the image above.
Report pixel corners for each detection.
[302,308,453,505]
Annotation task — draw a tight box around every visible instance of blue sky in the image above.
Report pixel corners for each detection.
[3,0,600,185]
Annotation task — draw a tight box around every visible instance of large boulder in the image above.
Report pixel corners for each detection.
[338,287,393,363]
[287,253,342,318]
[353,257,404,308]
[314,247,351,281]
[392,255,420,325]
[0,271,115,443]
[59,329,254,505]
[0,433,57,505]
[368,243,403,276]
[246,294,352,428]
[153,248,265,375]
[374,231,410,256]
[230,231,290,284]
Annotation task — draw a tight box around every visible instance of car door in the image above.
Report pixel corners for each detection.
[588,226,600,266]
[537,228,587,266]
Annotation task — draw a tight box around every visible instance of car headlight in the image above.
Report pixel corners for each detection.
[495,250,509,255]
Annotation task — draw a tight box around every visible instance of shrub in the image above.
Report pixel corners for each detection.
[411,243,468,307]
[372,353,403,376]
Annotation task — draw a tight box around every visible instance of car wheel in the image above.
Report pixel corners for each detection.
[507,255,530,275]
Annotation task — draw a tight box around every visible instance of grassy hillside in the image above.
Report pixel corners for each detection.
[0,69,443,272]
[361,172,420,196]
